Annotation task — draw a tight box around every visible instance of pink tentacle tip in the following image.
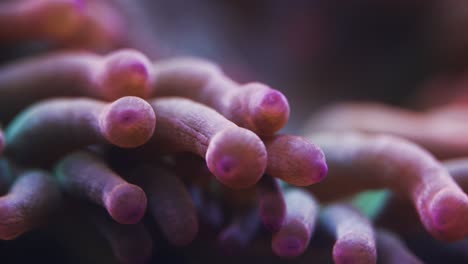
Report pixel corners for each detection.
[313,157,328,183]
[206,128,267,189]
[333,236,377,264]
[104,184,147,225]
[246,83,290,135]
[427,189,468,241]
[265,135,327,186]
[101,50,152,99]
[217,155,238,176]
[297,142,328,184]
[100,97,156,148]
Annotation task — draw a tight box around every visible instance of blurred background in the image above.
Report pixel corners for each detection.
[122,0,468,131]
[1,0,467,263]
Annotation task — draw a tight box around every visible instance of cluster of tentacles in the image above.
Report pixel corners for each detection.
[0,0,467,263]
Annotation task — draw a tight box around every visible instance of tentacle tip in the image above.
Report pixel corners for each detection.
[276,137,328,186]
[333,238,377,264]
[101,97,156,148]
[101,50,152,99]
[428,189,468,241]
[218,155,237,174]
[246,84,290,134]
[312,160,328,184]
[261,90,288,109]
[300,142,328,185]
[209,154,254,189]
[206,129,267,189]
[106,184,147,224]
[272,236,307,257]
